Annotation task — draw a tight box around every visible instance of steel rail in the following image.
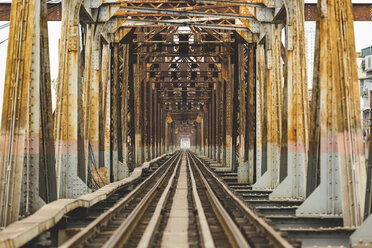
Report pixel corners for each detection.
[127,152,182,248]
[186,153,216,248]
[190,152,294,248]
[60,152,182,248]
[188,152,251,248]
[102,153,183,247]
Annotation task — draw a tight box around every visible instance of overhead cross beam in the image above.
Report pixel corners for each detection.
[120,6,258,20]
[121,18,250,31]
[2,3,371,21]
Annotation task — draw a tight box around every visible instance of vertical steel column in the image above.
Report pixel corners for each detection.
[110,43,119,181]
[154,95,159,157]
[127,43,136,171]
[118,43,130,179]
[200,121,203,154]
[0,0,57,226]
[216,80,221,163]
[222,54,233,169]
[297,0,366,227]
[101,43,111,177]
[236,42,248,183]
[143,79,149,160]
[161,109,165,154]
[246,43,256,184]
[82,24,102,184]
[270,0,309,200]
[54,1,89,199]
[208,103,212,158]
[222,80,227,165]
[212,89,216,160]
[134,55,143,165]
[149,83,154,159]
[255,43,266,182]
[254,25,282,190]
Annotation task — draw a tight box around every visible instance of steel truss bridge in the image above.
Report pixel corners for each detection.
[0,0,371,247]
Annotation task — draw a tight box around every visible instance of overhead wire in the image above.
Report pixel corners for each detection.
[0,38,8,44]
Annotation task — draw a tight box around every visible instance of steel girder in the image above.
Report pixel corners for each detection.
[0,0,56,226]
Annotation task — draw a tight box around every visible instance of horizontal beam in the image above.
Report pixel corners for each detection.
[0,3,62,21]
[120,6,256,20]
[148,70,220,72]
[136,52,226,56]
[121,18,250,31]
[304,3,372,21]
[147,59,223,63]
[135,42,231,45]
[1,3,370,21]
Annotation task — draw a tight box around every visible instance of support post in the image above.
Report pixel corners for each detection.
[296,0,366,227]
[55,0,89,198]
[254,25,282,189]
[0,0,57,226]
[269,2,309,199]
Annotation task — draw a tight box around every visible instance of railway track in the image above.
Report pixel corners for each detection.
[53,151,298,248]
[204,156,355,247]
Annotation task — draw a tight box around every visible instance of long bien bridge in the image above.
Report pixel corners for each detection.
[0,0,372,247]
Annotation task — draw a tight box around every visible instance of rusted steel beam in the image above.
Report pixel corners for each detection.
[3,3,370,22]
[217,80,223,163]
[221,52,233,168]
[305,3,372,21]
[134,53,144,165]
[0,0,56,226]
[269,0,309,201]
[0,3,62,21]
[160,109,165,154]
[207,104,211,157]
[244,42,256,184]
[54,0,90,199]
[236,42,247,181]
[255,43,265,182]
[111,44,120,181]
[254,24,282,190]
[101,43,111,179]
[119,44,131,178]
[121,19,250,31]
[297,0,366,227]
[191,0,274,7]
[82,24,104,186]
[149,84,154,159]
[120,6,257,20]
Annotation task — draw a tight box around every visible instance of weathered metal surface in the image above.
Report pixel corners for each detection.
[0,0,56,226]
[254,24,282,190]
[297,0,366,227]
[350,214,372,247]
[255,43,265,182]
[54,0,90,198]
[0,2,62,21]
[101,43,111,176]
[3,3,372,22]
[110,43,120,181]
[1,0,372,241]
[246,43,256,184]
[269,0,309,201]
